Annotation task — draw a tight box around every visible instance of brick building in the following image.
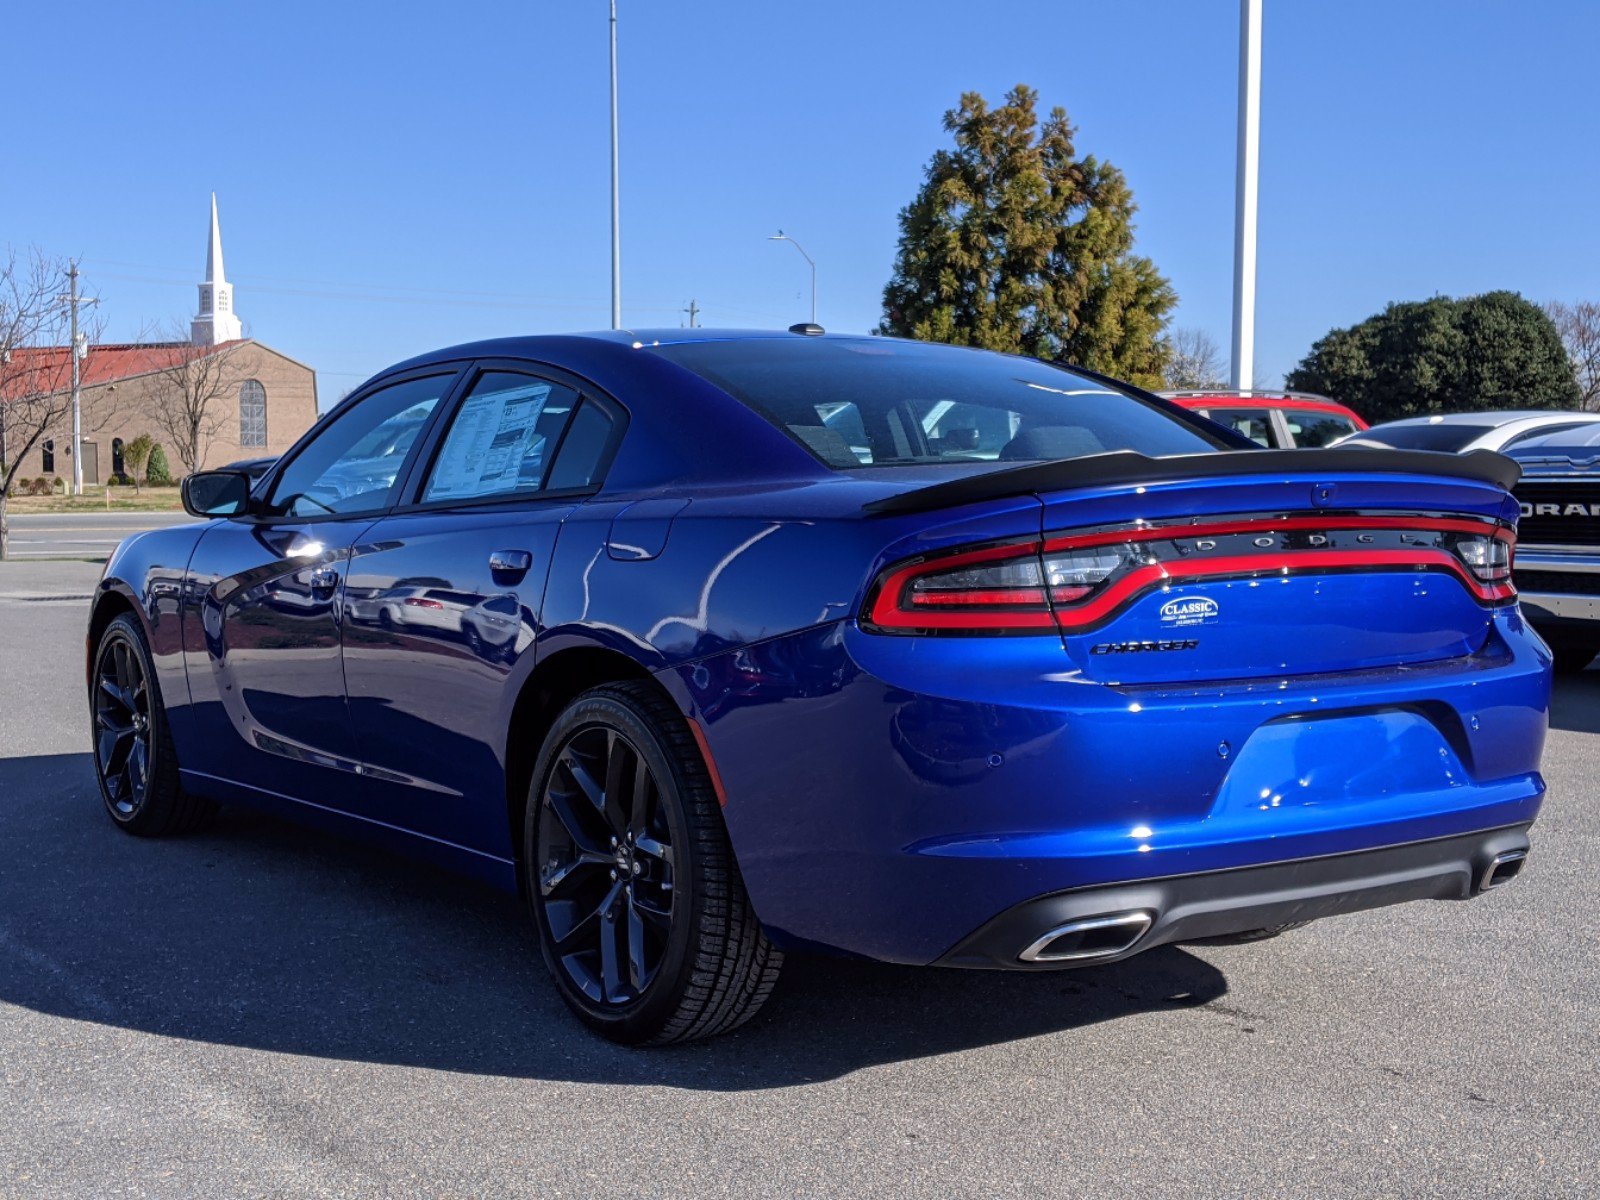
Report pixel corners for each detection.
[5,196,318,484]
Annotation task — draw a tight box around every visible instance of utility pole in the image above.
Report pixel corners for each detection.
[609,0,622,330]
[682,299,700,328]
[1230,0,1262,391]
[56,263,99,496]
[67,262,85,496]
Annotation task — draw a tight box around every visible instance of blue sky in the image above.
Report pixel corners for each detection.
[5,1,1596,401]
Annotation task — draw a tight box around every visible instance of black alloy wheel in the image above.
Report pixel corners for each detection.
[94,628,154,818]
[90,613,215,836]
[537,723,676,1006]
[526,682,782,1045]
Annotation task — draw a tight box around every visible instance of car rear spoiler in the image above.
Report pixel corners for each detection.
[862,447,1521,516]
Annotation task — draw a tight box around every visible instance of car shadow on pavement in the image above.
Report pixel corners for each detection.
[1549,672,1600,734]
[0,753,1227,1090]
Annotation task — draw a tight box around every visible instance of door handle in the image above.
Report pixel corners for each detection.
[489,549,533,579]
[308,566,340,598]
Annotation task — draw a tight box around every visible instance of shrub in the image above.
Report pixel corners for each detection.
[30,477,51,496]
[146,444,172,485]
[51,477,65,494]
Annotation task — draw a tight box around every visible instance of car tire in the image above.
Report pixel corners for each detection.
[91,613,217,837]
[525,681,782,1045]
[1546,633,1599,675]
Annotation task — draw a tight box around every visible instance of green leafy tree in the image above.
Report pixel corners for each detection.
[879,86,1175,387]
[146,443,173,485]
[122,433,154,494]
[1287,291,1579,423]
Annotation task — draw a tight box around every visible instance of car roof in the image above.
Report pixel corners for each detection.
[1159,390,1336,403]
[1366,411,1600,429]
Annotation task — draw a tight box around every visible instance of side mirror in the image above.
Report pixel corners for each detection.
[181,470,253,518]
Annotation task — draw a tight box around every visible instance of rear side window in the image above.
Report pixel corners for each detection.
[545,401,615,489]
[422,372,579,503]
[652,338,1230,468]
[1282,409,1359,447]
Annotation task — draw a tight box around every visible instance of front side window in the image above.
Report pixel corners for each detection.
[652,338,1229,468]
[266,375,450,518]
[42,439,55,474]
[112,438,125,475]
[422,372,580,503]
[240,379,268,448]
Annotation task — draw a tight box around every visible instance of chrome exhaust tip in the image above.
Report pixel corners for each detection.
[1478,849,1528,893]
[1018,910,1155,964]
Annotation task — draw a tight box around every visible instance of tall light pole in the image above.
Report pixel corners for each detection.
[609,0,622,330]
[1230,0,1262,391]
[768,231,816,324]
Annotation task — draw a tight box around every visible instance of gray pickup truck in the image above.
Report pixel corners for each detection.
[1507,426,1600,673]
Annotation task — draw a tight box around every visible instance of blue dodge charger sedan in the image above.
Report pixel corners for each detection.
[89,328,1550,1044]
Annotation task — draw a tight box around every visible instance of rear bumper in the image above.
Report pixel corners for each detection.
[937,824,1532,970]
[674,607,1551,966]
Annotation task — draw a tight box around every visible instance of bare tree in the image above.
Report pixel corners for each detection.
[0,249,99,559]
[1163,327,1227,391]
[143,320,252,475]
[1546,300,1600,411]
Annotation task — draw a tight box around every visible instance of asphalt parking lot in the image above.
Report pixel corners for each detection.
[1,558,1596,1199]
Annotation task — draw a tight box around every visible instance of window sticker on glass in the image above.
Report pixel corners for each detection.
[426,381,553,501]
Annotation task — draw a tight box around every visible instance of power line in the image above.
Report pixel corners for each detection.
[88,266,786,322]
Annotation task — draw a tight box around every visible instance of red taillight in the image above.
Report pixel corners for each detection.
[866,543,1056,631]
[863,515,1516,636]
[404,597,445,609]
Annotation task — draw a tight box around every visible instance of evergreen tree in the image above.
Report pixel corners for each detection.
[879,86,1175,387]
[1287,291,1579,422]
[146,443,173,485]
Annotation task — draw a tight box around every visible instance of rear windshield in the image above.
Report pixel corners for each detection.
[1352,423,1494,452]
[652,338,1231,468]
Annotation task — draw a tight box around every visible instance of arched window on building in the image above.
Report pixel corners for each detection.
[41,439,55,474]
[239,379,267,448]
[112,438,126,477]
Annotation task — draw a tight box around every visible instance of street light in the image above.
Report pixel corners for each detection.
[1230,0,1262,390]
[768,231,816,325]
[609,0,622,330]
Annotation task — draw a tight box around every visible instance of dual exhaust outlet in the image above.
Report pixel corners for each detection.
[1017,848,1530,965]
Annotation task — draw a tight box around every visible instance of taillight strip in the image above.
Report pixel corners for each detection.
[1041,513,1508,553]
[1048,548,1514,630]
[864,513,1515,635]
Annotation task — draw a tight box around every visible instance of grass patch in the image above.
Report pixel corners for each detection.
[5,488,185,514]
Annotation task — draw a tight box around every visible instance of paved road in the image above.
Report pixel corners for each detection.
[2,563,1596,1198]
[1,512,197,561]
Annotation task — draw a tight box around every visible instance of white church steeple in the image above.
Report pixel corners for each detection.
[191,193,243,345]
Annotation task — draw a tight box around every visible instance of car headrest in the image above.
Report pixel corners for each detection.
[788,425,861,469]
[998,425,1105,462]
